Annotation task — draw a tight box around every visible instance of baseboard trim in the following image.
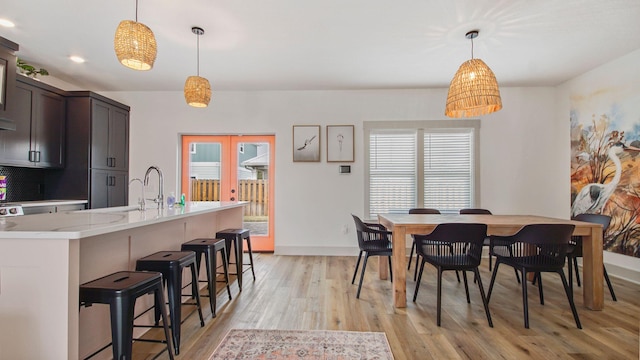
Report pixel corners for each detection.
[576,261,640,285]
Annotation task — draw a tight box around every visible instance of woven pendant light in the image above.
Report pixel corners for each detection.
[114,0,157,71]
[184,27,211,107]
[185,76,211,107]
[445,30,502,118]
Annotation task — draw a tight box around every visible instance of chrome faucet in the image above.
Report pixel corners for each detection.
[128,178,146,211]
[144,165,164,209]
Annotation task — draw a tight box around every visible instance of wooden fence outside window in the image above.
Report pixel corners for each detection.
[190,179,268,217]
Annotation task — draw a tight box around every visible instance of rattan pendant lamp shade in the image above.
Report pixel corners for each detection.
[445,30,502,118]
[184,27,211,108]
[114,0,157,71]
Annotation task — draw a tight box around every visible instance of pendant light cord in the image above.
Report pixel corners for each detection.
[196,33,200,76]
[135,0,139,22]
[470,36,474,59]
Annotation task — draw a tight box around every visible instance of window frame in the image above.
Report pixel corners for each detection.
[364,120,481,218]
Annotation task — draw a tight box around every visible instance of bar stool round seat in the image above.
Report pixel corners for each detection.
[181,238,232,317]
[215,228,255,290]
[79,271,174,360]
[135,251,204,355]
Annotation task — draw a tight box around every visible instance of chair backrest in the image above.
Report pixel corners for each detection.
[409,208,441,214]
[351,214,391,250]
[571,213,611,232]
[415,223,487,267]
[459,208,492,215]
[570,213,611,256]
[498,224,575,269]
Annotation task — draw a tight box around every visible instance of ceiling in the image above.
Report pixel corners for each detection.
[2,0,640,92]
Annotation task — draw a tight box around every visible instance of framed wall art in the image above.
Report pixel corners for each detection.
[293,125,321,162]
[326,125,354,162]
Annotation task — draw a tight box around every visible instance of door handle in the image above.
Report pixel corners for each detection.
[231,189,236,193]
[230,197,235,201]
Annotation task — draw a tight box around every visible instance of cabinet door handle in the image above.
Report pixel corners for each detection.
[112,157,116,167]
[106,176,110,186]
[28,150,41,163]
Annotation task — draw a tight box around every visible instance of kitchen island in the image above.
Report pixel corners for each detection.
[0,201,246,360]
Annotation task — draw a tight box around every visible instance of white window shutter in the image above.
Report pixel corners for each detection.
[368,127,475,217]
[369,130,416,217]
[424,131,473,213]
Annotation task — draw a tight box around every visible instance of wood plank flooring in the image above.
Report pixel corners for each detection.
[134,254,639,360]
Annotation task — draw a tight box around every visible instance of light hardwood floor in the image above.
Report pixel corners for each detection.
[135,254,639,359]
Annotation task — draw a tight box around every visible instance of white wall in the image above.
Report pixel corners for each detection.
[97,50,640,283]
[102,87,564,256]
[556,48,640,282]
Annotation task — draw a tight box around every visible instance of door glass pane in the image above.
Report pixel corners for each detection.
[189,142,222,201]
[237,142,269,236]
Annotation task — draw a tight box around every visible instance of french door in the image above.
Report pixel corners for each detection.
[181,135,275,251]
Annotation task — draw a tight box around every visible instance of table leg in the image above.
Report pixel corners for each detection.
[378,256,388,280]
[391,226,407,308]
[582,225,604,310]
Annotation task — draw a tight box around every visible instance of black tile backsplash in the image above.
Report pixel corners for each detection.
[0,166,45,202]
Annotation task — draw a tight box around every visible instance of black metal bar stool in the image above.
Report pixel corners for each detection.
[181,238,232,317]
[79,271,174,360]
[135,251,204,355]
[215,228,255,291]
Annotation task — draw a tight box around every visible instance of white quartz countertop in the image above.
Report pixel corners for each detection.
[13,199,88,207]
[0,201,246,239]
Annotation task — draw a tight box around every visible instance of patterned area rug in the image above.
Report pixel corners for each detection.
[209,329,394,359]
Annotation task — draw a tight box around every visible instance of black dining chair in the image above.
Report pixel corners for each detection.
[412,223,493,327]
[459,208,521,284]
[351,214,393,299]
[570,214,616,301]
[407,208,443,281]
[487,224,581,329]
[459,208,493,267]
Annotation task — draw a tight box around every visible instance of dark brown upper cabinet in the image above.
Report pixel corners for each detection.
[0,76,65,168]
[0,36,19,130]
[89,99,129,172]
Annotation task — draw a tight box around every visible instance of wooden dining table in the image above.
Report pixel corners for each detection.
[377,213,605,310]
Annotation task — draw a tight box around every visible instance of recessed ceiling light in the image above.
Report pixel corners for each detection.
[0,19,15,28]
[70,56,85,63]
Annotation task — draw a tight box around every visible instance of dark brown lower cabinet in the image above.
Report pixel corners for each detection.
[90,170,128,209]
